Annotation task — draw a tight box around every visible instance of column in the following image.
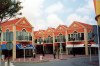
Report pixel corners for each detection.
[84,28,89,55]
[31,27,34,46]
[12,25,16,61]
[65,31,68,55]
[53,33,55,52]
[42,36,45,52]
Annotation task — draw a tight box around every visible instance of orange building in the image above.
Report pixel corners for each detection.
[34,22,98,55]
[66,21,97,55]
[0,17,34,60]
[0,17,98,60]
[34,25,68,54]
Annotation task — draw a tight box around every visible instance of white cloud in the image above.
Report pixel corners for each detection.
[33,14,65,30]
[66,0,96,26]
[45,2,64,14]
[66,13,96,26]
[20,0,46,30]
[46,14,65,28]
[76,0,94,15]
[21,0,44,17]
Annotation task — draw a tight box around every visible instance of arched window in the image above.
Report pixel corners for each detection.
[6,29,10,41]
[48,36,53,43]
[21,29,27,40]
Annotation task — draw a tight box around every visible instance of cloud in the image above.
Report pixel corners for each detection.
[46,14,65,28]
[45,2,64,14]
[66,0,96,26]
[66,13,96,26]
[34,14,65,30]
[76,0,95,15]
[21,0,44,17]
[20,0,45,30]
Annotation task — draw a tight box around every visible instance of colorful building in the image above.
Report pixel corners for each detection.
[34,21,98,55]
[0,17,34,60]
[66,21,98,55]
[0,17,98,60]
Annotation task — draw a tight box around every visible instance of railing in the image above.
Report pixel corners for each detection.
[17,36,32,41]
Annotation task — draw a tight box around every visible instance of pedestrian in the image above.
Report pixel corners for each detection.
[42,50,45,56]
[57,48,60,59]
[53,49,56,59]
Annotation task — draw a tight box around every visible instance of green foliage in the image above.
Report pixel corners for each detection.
[0,0,22,21]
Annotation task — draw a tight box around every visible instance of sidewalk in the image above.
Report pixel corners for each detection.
[9,54,87,63]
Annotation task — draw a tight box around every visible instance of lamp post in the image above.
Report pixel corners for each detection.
[6,31,13,66]
[23,46,26,62]
[59,34,63,59]
[72,38,75,57]
[0,28,2,66]
[88,44,92,62]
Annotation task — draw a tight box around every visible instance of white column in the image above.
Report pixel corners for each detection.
[53,33,55,52]
[12,25,16,61]
[65,31,68,55]
[84,28,89,56]
[31,27,34,45]
[42,36,45,51]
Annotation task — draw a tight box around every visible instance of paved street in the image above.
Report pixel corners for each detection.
[0,56,99,66]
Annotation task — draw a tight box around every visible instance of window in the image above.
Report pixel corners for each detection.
[3,32,6,41]
[81,33,84,40]
[68,34,70,41]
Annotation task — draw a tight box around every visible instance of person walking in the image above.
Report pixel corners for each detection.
[53,49,56,59]
[57,48,60,59]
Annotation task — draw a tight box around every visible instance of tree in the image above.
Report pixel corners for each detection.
[0,0,22,22]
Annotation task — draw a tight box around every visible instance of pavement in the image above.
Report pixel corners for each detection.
[0,54,99,66]
[11,54,89,62]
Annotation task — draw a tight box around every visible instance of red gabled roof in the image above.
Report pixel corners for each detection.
[77,22,93,29]
[1,18,21,26]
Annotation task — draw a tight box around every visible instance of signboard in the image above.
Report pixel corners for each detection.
[6,42,13,50]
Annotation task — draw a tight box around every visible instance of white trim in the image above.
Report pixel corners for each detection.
[66,44,99,48]
[66,44,84,48]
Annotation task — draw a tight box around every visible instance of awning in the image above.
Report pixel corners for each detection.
[0,44,7,50]
[16,44,35,50]
[16,44,23,49]
[25,44,35,49]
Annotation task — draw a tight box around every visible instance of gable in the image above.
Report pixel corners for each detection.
[68,22,84,30]
[15,17,32,28]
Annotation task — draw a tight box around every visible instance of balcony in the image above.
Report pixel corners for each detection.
[17,35,32,41]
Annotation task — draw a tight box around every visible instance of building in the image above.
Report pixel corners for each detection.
[34,30,45,54]
[34,21,98,55]
[0,17,98,60]
[66,21,98,55]
[0,17,34,60]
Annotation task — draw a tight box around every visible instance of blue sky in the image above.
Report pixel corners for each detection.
[20,0,97,30]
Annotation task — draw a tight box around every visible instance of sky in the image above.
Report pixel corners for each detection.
[20,0,97,31]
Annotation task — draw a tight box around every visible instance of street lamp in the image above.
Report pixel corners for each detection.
[88,44,92,62]
[0,28,2,66]
[23,46,26,62]
[72,38,75,57]
[59,34,63,59]
[6,30,13,66]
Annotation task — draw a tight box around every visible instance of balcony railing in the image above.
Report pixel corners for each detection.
[17,36,32,41]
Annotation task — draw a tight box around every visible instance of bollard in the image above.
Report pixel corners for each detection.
[40,55,43,61]
[5,62,7,66]
[10,62,15,66]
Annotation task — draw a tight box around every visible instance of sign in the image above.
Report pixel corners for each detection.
[6,42,13,50]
